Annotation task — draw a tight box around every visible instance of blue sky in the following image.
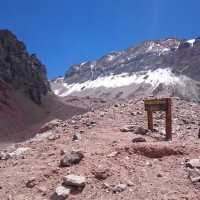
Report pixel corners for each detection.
[0,0,200,79]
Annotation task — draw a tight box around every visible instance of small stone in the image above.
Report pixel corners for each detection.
[146,161,153,167]
[37,186,47,193]
[50,185,71,200]
[103,183,110,189]
[112,183,127,193]
[157,173,162,177]
[131,112,137,116]
[132,137,146,143]
[127,181,134,186]
[99,112,105,117]
[48,134,59,141]
[107,151,118,157]
[175,125,181,131]
[26,177,37,188]
[0,152,10,160]
[120,125,135,132]
[134,126,149,135]
[60,149,66,156]
[92,167,110,180]
[72,133,82,141]
[63,175,86,187]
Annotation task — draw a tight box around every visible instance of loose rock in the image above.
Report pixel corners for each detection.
[134,126,149,135]
[112,183,127,193]
[50,185,71,200]
[188,168,200,183]
[92,167,110,180]
[40,119,62,133]
[63,175,86,187]
[186,159,200,169]
[132,137,146,143]
[72,133,82,141]
[48,134,59,141]
[120,125,135,132]
[59,151,84,167]
[26,177,37,188]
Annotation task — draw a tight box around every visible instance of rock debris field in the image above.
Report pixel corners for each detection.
[0,97,200,200]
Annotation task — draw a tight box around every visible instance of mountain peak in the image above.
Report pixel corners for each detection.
[51,36,200,102]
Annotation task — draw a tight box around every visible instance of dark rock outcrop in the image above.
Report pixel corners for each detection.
[0,29,50,104]
[0,29,87,143]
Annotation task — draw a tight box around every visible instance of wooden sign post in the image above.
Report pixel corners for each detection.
[144,98,172,141]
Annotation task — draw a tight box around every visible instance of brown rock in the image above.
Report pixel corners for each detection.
[92,167,111,180]
[40,119,63,133]
[132,137,146,143]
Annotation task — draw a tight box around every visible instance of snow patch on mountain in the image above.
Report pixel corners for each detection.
[187,39,195,47]
[55,68,188,96]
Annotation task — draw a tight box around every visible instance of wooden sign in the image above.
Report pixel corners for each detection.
[144,99,168,111]
[144,98,172,141]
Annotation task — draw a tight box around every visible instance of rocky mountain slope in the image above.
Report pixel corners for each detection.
[51,37,200,102]
[0,30,86,144]
[0,97,199,199]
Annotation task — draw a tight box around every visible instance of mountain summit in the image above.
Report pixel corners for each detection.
[51,37,200,102]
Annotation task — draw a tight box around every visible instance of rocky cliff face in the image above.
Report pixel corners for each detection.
[0,30,86,143]
[51,37,200,102]
[0,29,50,104]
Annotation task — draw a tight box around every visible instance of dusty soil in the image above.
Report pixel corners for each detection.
[0,97,200,200]
[0,92,86,144]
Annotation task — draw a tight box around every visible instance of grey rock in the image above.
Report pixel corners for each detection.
[26,177,37,188]
[131,111,137,116]
[99,112,105,117]
[48,134,59,141]
[132,137,146,143]
[60,149,66,156]
[6,147,29,159]
[85,119,96,126]
[146,161,153,167]
[72,133,82,141]
[120,125,135,132]
[175,125,181,131]
[50,185,71,200]
[0,152,11,160]
[0,30,50,105]
[59,151,84,167]
[186,159,200,169]
[134,126,149,135]
[63,175,86,187]
[112,183,127,193]
[188,168,200,183]
[126,181,134,186]
[198,128,200,138]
